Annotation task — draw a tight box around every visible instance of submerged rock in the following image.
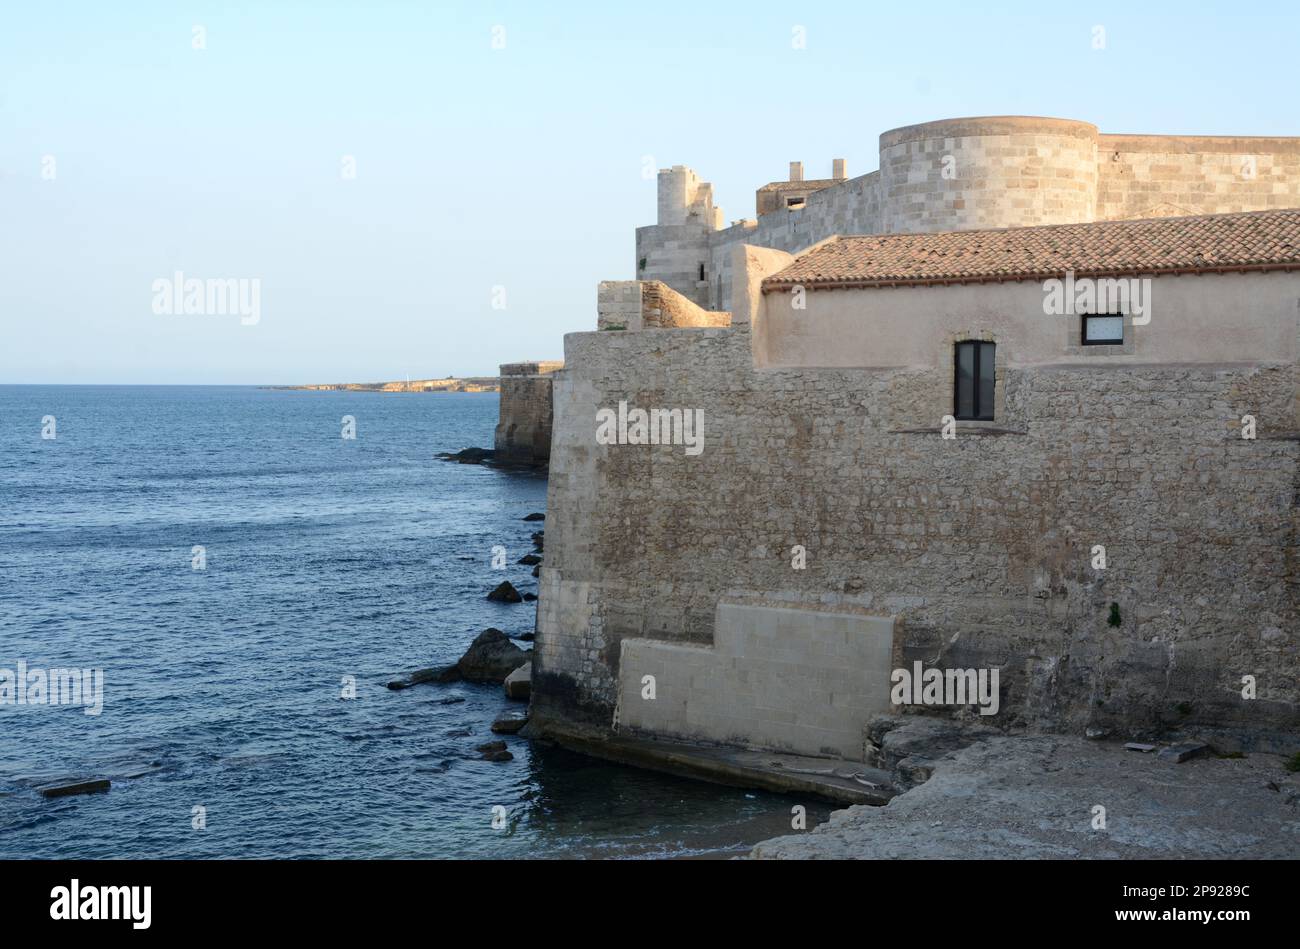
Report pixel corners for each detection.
[38,779,110,799]
[492,716,528,734]
[487,581,522,603]
[437,447,496,465]
[476,739,514,760]
[387,666,458,690]
[522,512,545,521]
[517,554,542,566]
[522,592,537,602]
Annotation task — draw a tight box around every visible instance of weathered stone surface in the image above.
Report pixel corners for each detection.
[866,715,998,772]
[504,662,531,700]
[1158,742,1212,763]
[1125,742,1157,753]
[486,581,522,604]
[750,736,1300,859]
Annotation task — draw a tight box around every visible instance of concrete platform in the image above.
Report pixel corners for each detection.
[547,731,896,805]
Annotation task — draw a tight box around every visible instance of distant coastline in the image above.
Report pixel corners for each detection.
[265,376,499,393]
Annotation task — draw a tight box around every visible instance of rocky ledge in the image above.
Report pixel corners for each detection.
[750,719,1300,859]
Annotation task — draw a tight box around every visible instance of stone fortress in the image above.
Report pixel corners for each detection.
[506,115,1300,768]
[639,116,1300,313]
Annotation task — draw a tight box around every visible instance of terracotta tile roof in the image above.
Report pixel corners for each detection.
[761,209,1300,292]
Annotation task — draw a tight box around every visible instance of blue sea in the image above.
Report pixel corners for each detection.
[0,386,824,858]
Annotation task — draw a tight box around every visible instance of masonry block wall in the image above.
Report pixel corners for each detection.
[493,361,563,466]
[615,601,896,759]
[532,321,1299,751]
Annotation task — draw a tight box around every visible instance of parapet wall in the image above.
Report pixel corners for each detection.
[597,280,730,332]
[1096,133,1300,220]
[637,115,1300,312]
[493,361,563,466]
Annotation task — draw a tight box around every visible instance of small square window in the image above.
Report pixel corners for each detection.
[1082,314,1124,345]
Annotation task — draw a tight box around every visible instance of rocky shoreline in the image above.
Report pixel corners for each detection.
[385,513,545,761]
[749,717,1300,859]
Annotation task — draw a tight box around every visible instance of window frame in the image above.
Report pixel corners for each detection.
[1081,313,1125,346]
[953,340,996,422]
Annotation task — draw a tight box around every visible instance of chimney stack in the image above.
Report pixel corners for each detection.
[788,161,804,182]
[832,158,847,180]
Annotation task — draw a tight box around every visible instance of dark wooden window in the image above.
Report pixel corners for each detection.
[1082,314,1124,345]
[954,341,995,420]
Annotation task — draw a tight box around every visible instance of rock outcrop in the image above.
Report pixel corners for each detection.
[387,628,530,688]
[454,628,530,683]
[486,581,522,603]
[751,734,1300,859]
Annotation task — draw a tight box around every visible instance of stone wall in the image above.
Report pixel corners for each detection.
[531,283,1300,750]
[1096,134,1300,220]
[493,361,563,466]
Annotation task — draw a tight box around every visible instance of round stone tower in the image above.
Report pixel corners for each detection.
[878,116,1099,234]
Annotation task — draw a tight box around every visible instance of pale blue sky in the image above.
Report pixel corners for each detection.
[2,1,1297,384]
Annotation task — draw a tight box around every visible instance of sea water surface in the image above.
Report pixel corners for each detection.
[0,386,826,858]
